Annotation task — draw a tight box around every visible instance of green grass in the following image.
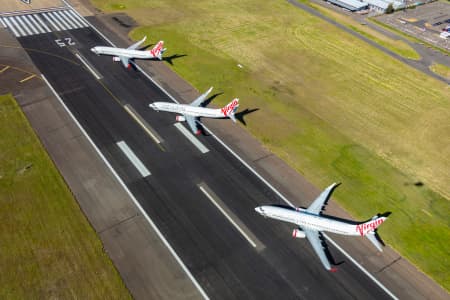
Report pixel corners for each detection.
[92,0,450,290]
[0,94,131,299]
[429,63,450,80]
[307,2,421,60]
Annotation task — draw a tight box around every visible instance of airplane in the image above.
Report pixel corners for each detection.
[149,87,239,135]
[90,36,166,69]
[254,183,390,272]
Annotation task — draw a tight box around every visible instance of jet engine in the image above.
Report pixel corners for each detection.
[112,56,121,62]
[292,229,306,238]
[176,115,186,122]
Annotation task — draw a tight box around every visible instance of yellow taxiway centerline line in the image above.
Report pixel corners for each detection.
[19,74,36,83]
[0,66,10,73]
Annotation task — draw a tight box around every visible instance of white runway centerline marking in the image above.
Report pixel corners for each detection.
[75,53,101,80]
[174,122,209,154]
[116,141,151,177]
[199,185,257,248]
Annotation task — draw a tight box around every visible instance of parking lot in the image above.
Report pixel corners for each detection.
[376,1,450,51]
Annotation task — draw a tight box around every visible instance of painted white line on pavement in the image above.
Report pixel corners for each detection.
[199,185,257,248]
[32,15,51,32]
[7,17,26,36]
[0,18,7,28]
[324,233,399,300]
[2,18,20,37]
[42,73,209,300]
[124,104,162,144]
[25,15,45,34]
[60,2,398,298]
[116,141,151,177]
[75,53,101,80]
[42,13,61,31]
[174,122,209,154]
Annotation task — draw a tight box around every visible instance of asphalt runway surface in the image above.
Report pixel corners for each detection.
[14,15,393,300]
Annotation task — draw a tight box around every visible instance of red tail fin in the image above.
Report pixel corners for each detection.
[150,41,164,59]
[355,216,387,236]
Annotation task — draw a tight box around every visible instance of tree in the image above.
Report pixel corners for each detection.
[385,3,395,13]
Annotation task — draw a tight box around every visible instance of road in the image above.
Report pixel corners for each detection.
[3,7,396,299]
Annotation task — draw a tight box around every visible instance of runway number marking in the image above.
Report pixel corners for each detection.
[54,38,75,47]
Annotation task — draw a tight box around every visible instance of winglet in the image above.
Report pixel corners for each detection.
[330,267,338,273]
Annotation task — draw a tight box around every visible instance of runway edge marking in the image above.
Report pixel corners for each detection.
[60,1,398,298]
[41,74,209,300]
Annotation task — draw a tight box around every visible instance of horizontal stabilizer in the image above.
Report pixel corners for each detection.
[366,232,384,252]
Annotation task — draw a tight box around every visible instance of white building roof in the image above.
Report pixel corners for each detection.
[365,0,404,9]
[327,0,368,10]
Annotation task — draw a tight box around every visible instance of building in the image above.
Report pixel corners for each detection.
[326,0,369,11]
[364,0,405,12]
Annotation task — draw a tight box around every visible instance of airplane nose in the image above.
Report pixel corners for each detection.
[254,207,264,215]
[90,48,97,54]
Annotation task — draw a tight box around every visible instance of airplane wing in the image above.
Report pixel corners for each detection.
[304,229,335,271]
[306,183,340,215]
[190,87,213,107]
[185,115,199,134]
[127,36,147,50]
[120,56,131,68]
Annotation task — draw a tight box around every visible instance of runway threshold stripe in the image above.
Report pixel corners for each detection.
[42,13,61,31]
[20,15,40,35]
[32,14,51,32]
[62,10,83,28]
[67,9,89,27]
[199,184,258,248]
[75,53,101,80]
[0,18,7,28]
[52,11,72,29]
[14,16,33,35]
[117,141,151,177]
[25,15,45,33]
[42,73,208,299]
[47,12,66,30]
[174,122,209,154]
[2,19,20,37]
[7,17,26,37]
[56,11,76,29]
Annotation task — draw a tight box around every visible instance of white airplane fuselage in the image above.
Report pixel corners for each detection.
[255,206,382,237]
[150,102,226,119]
[91,46,155,59]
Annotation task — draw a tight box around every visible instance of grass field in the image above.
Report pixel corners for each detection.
[306,2,421,60]
[0,94,131,298]
[92,0,450,290]
[430,63,450,80]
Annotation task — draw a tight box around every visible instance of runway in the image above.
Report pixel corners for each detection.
[11,8,393,299]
